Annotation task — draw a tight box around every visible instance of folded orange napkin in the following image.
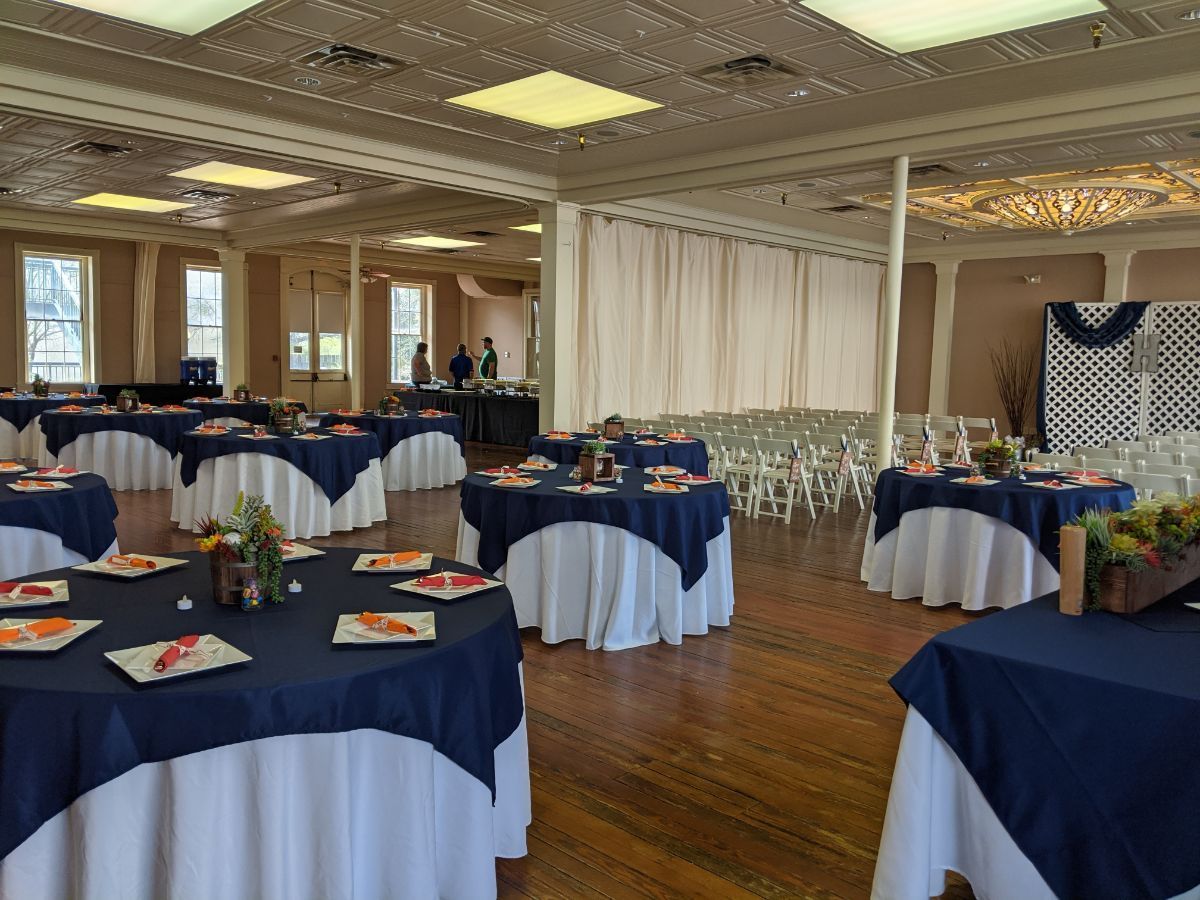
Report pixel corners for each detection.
[416,573,487,588]
[108,554,156,569]
[664,432,689,440]
[154,634,200,672]
[0,582,53,596]
[356,612,417,636]
[0,393,15,399]
[330,423,362,434]
[484,466,521,475]
[1067,470,1100,477]
[190,397,211,402]
[675,474,711,483]
[161,404,186,411]
[334,409,363,416]
[58,405,84,412]
[15,480,57,489]
[963,475,988,484]
[905,464,937,474]
[0,617,73,644]
[1077,477,1117,486]
[577,482,593,493]
[0,462,24,470]
[649,466,682,474]
[650,479,683,491]
[37,466,77,475]
[67,392,83,398]
[521,461,551,470]
[196,425,228,434]
[1041,480,1064,488]
[546,431,573,439]
[368,551,422,568]
[640,439,663,445]
[496,476,535,486]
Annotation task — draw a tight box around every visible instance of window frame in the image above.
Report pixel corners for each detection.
[14,245,99,388]
[180,259,225,383]
[387,280,434,387]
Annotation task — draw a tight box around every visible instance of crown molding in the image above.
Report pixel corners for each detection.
[0,205,221,247]
[258,241,538,281]
[907,227,1200,263]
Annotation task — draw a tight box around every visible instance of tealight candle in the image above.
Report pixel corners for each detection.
[288,579,302,593]
[177,595,193,610]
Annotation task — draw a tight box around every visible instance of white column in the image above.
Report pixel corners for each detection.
[537,202,580,432]
[1102,250,1135,302]
[218,248,247,390]
[876,156,909,465]
[927,259,960,416]
[348,234,364,408]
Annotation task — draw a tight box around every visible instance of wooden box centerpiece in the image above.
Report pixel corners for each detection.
[233,383,253,403]
[976,438,1017,477]
[579,440,616,482]
[603,413,625,441]
[31,375,49,398]
[115,388,140,412]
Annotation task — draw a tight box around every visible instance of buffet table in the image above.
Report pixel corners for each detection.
[457,467,734,650]
[0,395,106,459]
[862,467,1135,610]
[874,591,1200,900]
[0,470,118,580]
[95,382,221,406]
[170,428,386,538]
[400,391,538,447]
[529,433,709,475]
[185,398,308,427]
[319,412,466,491]
[0,548,529,900]
[38,409,203,491]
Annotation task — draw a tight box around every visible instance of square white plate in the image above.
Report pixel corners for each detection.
[0,464,28,475]
[190,429,229,437]
[1065,478,1121,487]
[390,573,504,599]
[1026,481,1080,490]
[950,477,999,486]
[7,481,72,493]
[644,483,690,494]
[663,438,696,444]
[518,461,557,472]
[557,484,617,494]
[238,434,279,441]
[0,580,69,610]
[332,611,436,645]
[352,552,433,573]
[901,471,942,478]
[635,440,666,446]
[33,468,87,479]
[475,468,526,478]
[329,430,371,437]
[281,543,325,562]
[0,617,100,652]
[291,433,332,442]
[105,634,251,683]
[72,555,187,578]
[492,478,540,488]
[671,475,717,485]
[644,466,685,476]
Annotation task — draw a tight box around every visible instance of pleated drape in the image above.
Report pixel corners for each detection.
[132,241,159,383]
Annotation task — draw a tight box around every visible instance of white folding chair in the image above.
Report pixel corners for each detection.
[1075,445,1123,460]
[1122,472,1188,500]
[1108,440,1150,453]
[1030,452,1077,470]
[716,433,758,516]
[1125,450,1177,466]
[802,432,864,511]
[752,437,815,523]
[688,430,721,479]
[1135,462,1200,478]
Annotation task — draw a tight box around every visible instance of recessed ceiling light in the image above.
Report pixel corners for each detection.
[295,76,321,87]
[594,128,621,137]
[527,257,541,262]
[786,89,811,97]
[1188,129,1200,140]
[47,1,261,35]
[799,0,1106,52]
[1178,8,1200,20]
[509,223,542,233]
[73,192,193,213]
[167,162,314,190]
[446,71,662,129]
[392,236,485,249]
[973,161,991,167]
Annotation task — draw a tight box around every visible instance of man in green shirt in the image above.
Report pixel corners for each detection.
[474,336,498,380]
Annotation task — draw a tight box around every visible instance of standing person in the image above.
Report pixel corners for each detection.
[472,336,498,380]
[448,343,473,389]
[409,341,432,386]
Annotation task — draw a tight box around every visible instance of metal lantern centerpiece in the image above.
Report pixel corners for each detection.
[603,413,625,441]
[578,439,616,482]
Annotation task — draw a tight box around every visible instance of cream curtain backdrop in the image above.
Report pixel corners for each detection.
[572,215,884,424]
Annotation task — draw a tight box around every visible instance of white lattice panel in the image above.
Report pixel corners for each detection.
[1145,302,1200,435]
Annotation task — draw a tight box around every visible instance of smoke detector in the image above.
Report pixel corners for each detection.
[695,54,800,87]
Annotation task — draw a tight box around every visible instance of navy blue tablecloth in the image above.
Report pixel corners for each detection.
[872,467,1135,568]
[0,395,106,433]
[184,399,307,426]
[0,472,118,562]
[893,589,1200,899]
[0,548,523,863]
[178,428,380,503]
[41,409,204,458]
[319,412,465,456]
[529,434,709,476]
[400,391,538,447]
[460,467,729,590]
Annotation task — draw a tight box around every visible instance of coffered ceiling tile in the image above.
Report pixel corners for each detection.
[624,108,708,130]
[504,29,603,64]
[423,3,534,42]
[74,18,174,53]
[1008,144,1087,164]
[170,43,270,75]
[339,85,426,111]
[469,118,544,140]
[387,69,477,100]
[208,22,315,56]
[256,0,370,37]
[439,50,537,83]
[504,0,592,16]
[917,40,1020,73]
[574,55,668,86]
[574,4,681,43]
[406,104,493,128]
[640,33,738,66]
[1018,17,1135,52]
[359,25,459,59]
[753,78,847,102]
[653,0,770,22]
[1131,2,1200,32]
[717,8,830,45]
[637,76,723,102]
[832,62,924,91]
[779,37,881,71]
[687,94,772,117]
[0,0,65,26]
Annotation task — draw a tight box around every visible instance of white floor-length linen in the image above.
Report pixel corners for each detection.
[0,418,45,460]
[0,718,531,900]
[382,431,467,491]
[170,455,386,538]
[0,525,118,581]
[861,508,1059,610]
[457,515,734,650]
[873,707,1199,900]
[38,431,175,491]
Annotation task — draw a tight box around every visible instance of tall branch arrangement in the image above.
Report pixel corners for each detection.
[988,338,1039,438]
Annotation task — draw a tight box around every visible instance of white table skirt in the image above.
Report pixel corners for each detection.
[38,432,175,491]
[170,455,386,539]
[860,508,1059,611]
[873,707,1200,900]
[0,526,118,582]
[382,432,467,491]
[0,418,43,460]
[456,515,735,650]
[0,716,531,900]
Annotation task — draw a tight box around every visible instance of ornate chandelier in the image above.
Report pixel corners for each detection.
[972,182,1167,234]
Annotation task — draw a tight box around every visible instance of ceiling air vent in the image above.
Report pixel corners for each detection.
[295,43,406,78]
[180,189,234,202]
[822,205,862,214]
[695,54,800,88]
[909,163,953,178]
[462,230,500,238]
[69,141,136,158]
[0,187,17,195]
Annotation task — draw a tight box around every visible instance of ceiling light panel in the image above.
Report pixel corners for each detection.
[73,192,193,213]
[509,223,542,233]
[50,1,262,35]
[167,162,315,190]
[392,236,485,249]
[799,0,1107,52]
[446,72,663,129]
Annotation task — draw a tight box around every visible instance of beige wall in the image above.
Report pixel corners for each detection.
[1128,248,1200,300]
[896,262,935,414]
[463,282,526,379]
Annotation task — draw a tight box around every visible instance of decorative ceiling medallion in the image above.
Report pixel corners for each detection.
[973,182,1167,234]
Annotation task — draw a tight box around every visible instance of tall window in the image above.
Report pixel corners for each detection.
[389,283,428,383]
[185,265,223,382]
[22,252,89,384]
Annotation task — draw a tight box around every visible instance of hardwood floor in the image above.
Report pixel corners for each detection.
[115,443,979,900]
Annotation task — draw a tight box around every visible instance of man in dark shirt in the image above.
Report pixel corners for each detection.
[448,343,473,389]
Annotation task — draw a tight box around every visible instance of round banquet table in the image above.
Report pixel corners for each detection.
[0,470,119,581]
[319,412,466,491]
[528,433,709,475]
[861,467,1136,610]
[184,398,308,427]
[170,428,386,539]
[0,548,529,900]
[456,466,734,650]
[38,409,203,491]
[0,395,106,460]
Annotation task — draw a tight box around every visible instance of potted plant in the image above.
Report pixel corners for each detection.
[378,393,402,416]
[988,338,1039,442]
[30,375,49,398]
[269,397,304,434]
[233,383,252,403]
[603,412,625,441]
[976,438,1018,476]
[579,439,616,482]
[195,492,286,606]
[116,388,140,412]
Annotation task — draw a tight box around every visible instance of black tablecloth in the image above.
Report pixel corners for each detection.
[96,384,222,406]
[529,434,709,475]
[399,392,538,447]
[185,400,308,426]
[40,410,204,458]
[319,412,465,456]
[0,472,118,562]
[0,548,523,863]
[0,395,106,433]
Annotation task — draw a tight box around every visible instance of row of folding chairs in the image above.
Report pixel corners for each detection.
[1031,452,1200,499]
[1076,445,1200,467]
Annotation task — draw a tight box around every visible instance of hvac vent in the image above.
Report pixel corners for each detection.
[295,43,407,77]
[822,205,862,214]
[0,187,17,195]
[909,163,953,178]
[180,188,234,202]
[695,54,800,87]
[462,230,499,237]
[69,141,136,158]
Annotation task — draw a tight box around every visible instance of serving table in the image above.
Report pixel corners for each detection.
[862,467,1135,610]
[0,394,106,459]
[170,428,385,538]
[38,408,203,491]
[528,432,709,475]
[0,548,529,900]
[0,470,118,580]
[400,391,538,447]
[319,412,466,491]
[184,398,308,427]
[457,466,733,650]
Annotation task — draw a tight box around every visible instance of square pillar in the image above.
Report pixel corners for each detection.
[927,260,960,416]
[1102,250,1135,302]
[537,202,580,432]
[348,235,364,408]
[218,248,247,391]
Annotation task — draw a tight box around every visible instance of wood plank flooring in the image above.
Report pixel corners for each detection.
[114,443,979,899]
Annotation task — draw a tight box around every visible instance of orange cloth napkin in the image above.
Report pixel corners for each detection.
[0,462,25,470]
[15,480,57,489]
[675,474,711,483]
[108,554,157,569]
[330,423,362,433]
[416,573,487,588]
[545,431,573,439]
[196,425,228,434]
[664,432,689,440]
[484,466,521,475]
[963,475,989,484]
[650,479,683,491]
[356,612,417,636]
[649,466,682,475]
[154,634,200,672]
[37,467,77,475]
[368,551,423,568]
[905,463,938,474]
[521,461,551,470]
[59,405,84,412]
[0,617,72,644]
[0,582,54,596]
[496,476,535,486]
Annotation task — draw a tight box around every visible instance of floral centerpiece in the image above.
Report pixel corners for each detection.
[31,375,49,398]
[116,387,140,412]
[195,492,285,606]
[269,397,304,434]
[378,393,402,415]
[603,412,625,441]
[976,438,1019,475]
